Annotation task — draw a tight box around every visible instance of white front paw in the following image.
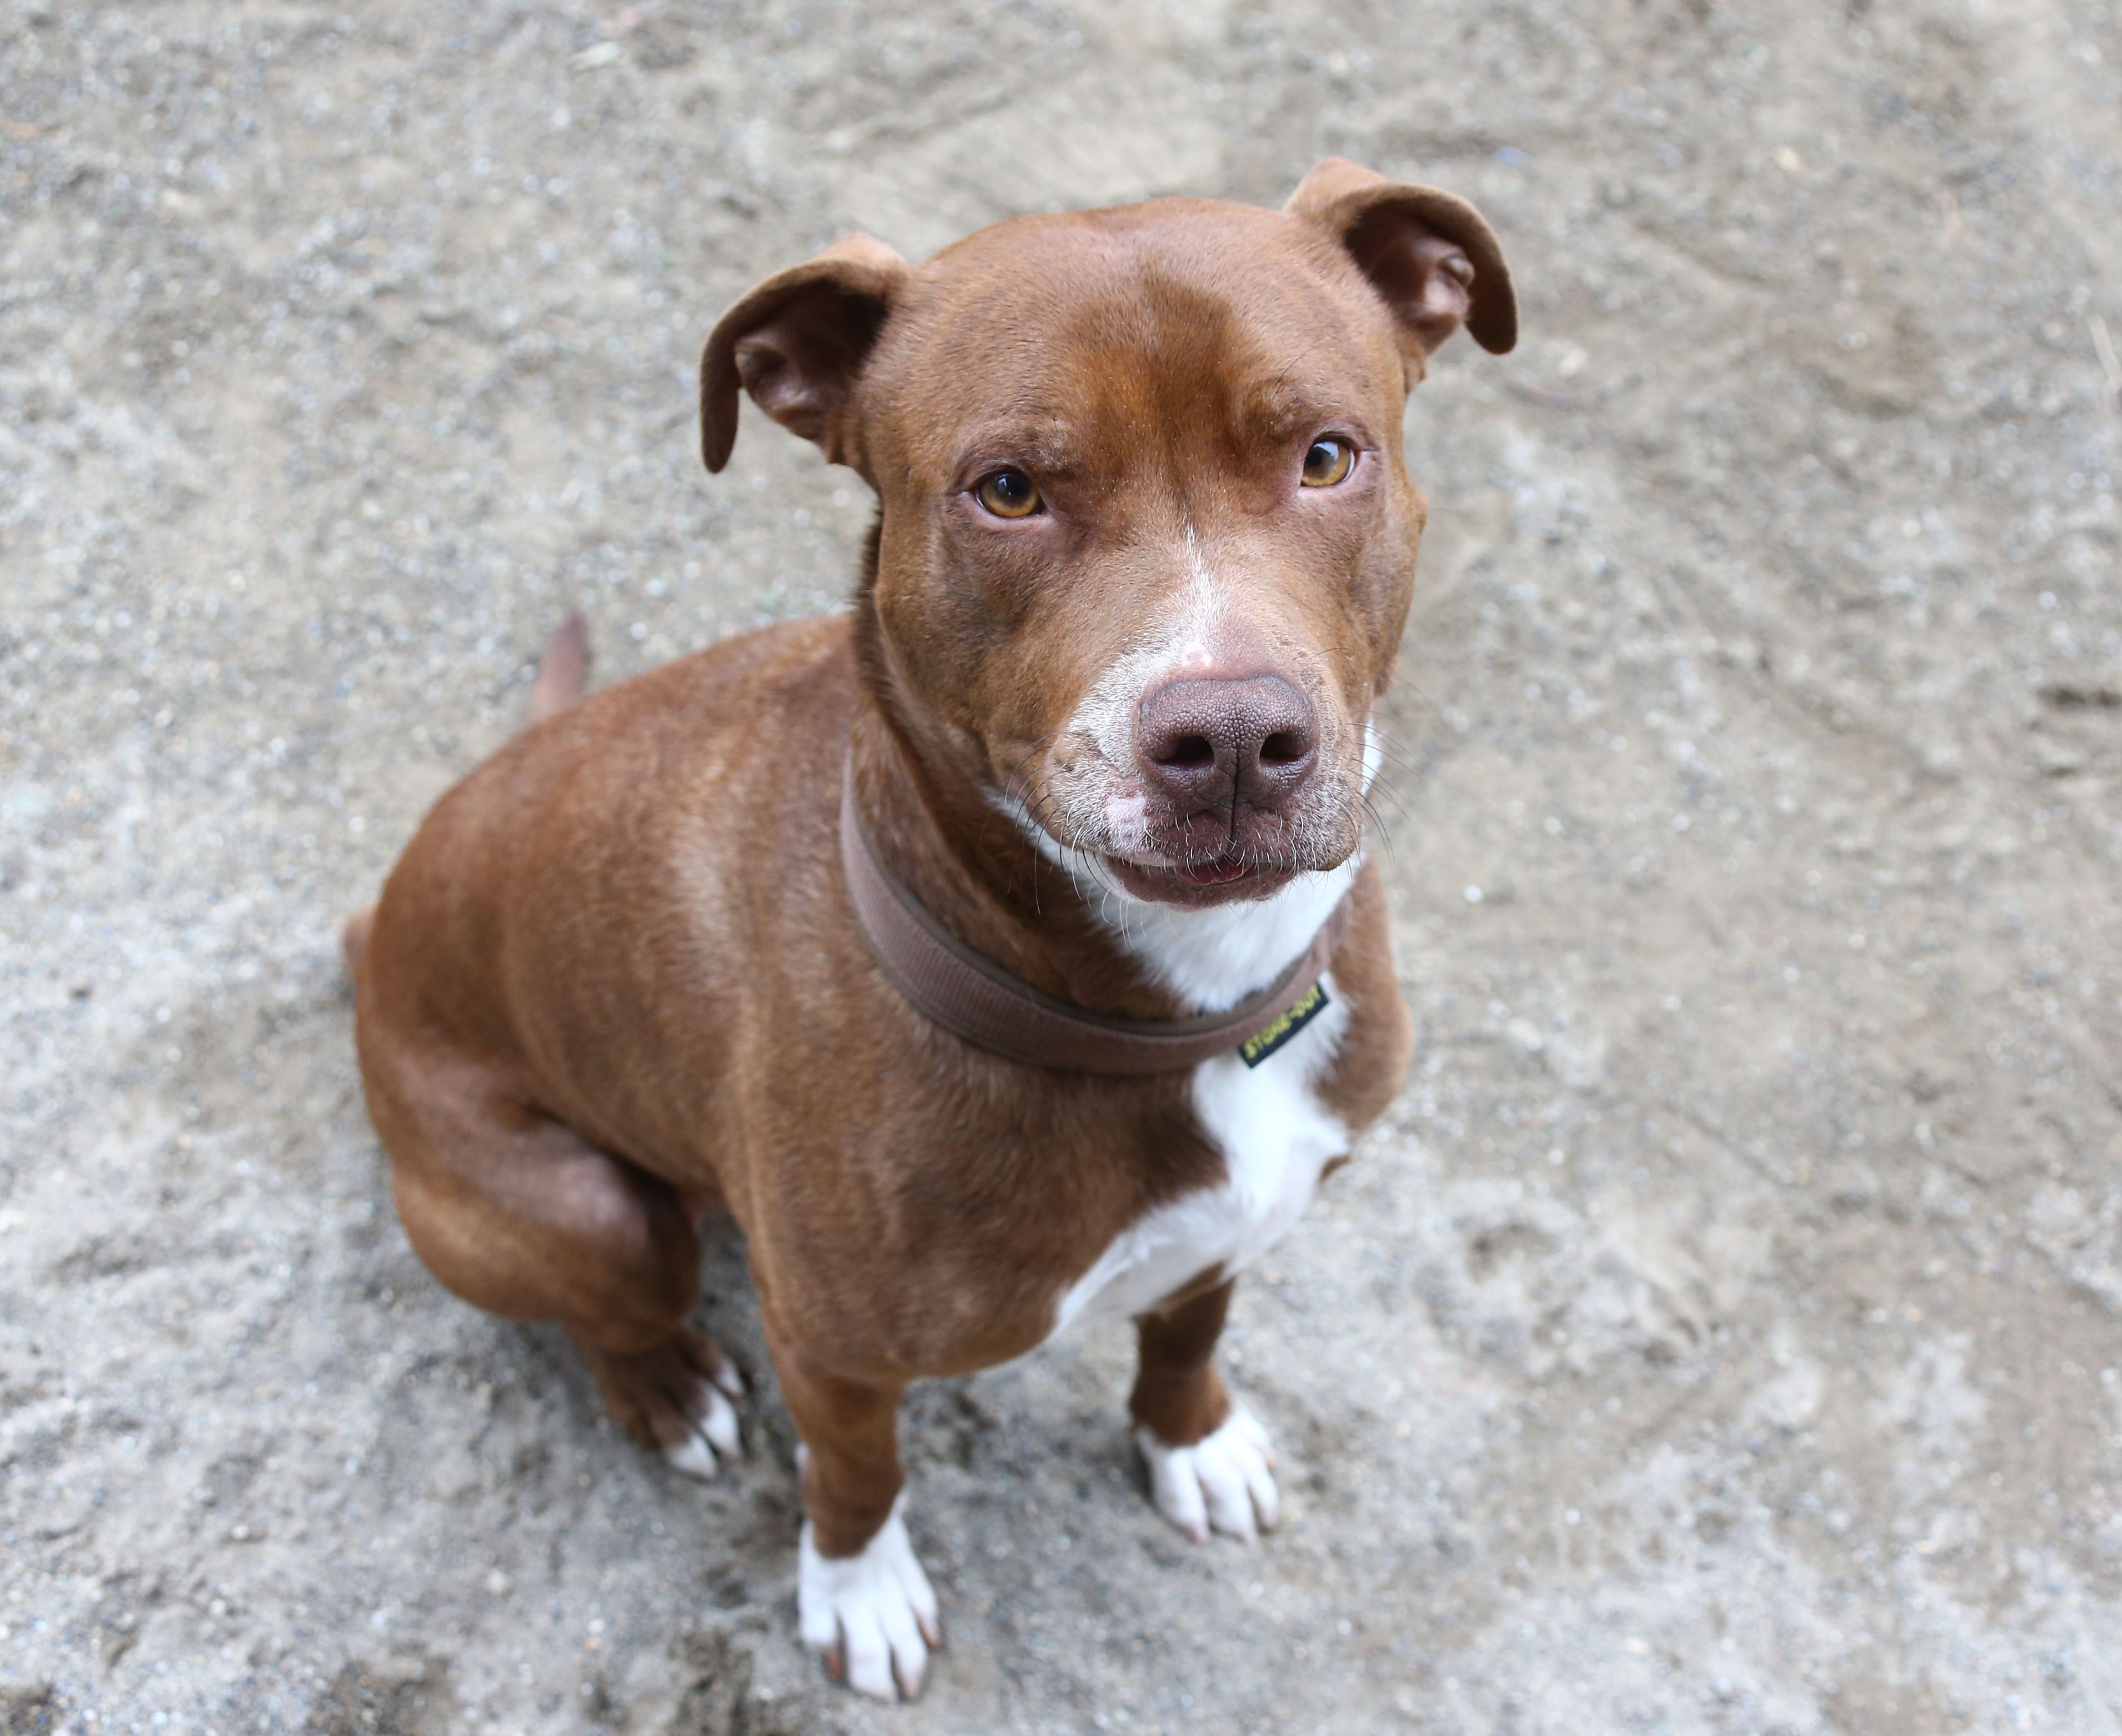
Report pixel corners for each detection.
[798,1495,941,1702]
[1135,1407,1279,1542]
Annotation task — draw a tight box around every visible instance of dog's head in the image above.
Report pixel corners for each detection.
[703,159,1514,909]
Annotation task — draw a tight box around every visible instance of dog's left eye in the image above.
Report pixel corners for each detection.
[1301,438,1354,488]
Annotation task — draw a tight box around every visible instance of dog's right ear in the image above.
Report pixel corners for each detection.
[699,233,911,474]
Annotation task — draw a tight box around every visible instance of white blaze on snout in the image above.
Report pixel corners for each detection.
[1017,519,1370,886]
[1070,522,1235,859]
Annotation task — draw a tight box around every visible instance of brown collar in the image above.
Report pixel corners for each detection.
[840,761,1352,1075]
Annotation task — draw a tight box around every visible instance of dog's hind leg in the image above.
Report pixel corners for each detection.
[359,1033,744,1478]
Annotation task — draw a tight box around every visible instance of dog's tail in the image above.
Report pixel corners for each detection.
[343,613,592,986]
[343,904,376,981]
[529,610,590,724]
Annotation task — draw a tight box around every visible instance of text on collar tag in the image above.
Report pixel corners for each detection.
[1237,980,1329,1068]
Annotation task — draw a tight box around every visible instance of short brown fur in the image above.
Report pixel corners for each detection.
[351,160,1512,1699]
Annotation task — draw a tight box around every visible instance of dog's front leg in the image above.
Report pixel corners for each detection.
[772,1337,939,1701]
[1130,1279,1280,1542]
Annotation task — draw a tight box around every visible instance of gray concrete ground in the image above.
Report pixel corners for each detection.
[4,1,2121,1730]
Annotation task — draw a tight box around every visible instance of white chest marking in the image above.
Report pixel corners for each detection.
[988,740,1378,1341]
[1050,969,1350,1337]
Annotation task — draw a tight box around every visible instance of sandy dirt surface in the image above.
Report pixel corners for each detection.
[5,1,2122,1730]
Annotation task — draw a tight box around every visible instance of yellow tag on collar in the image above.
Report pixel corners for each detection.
[1237,980,1329,1068]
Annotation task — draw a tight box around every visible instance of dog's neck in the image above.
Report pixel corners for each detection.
[847,535,1354,1022]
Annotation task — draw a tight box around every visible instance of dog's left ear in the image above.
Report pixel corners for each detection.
[700,233,912,473]
[1284,157,1516,364]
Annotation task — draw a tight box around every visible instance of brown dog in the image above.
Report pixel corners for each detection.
[347,158,1514,1701]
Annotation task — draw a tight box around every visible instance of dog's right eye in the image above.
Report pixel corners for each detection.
[975,469,1043,519]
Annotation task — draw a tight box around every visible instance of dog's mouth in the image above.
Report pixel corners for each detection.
[1171,855,1254,887]
[1099,849,1300,906]
[996,757,1355,907]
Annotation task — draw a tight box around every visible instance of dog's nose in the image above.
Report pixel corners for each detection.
[1135,675,1319,814]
